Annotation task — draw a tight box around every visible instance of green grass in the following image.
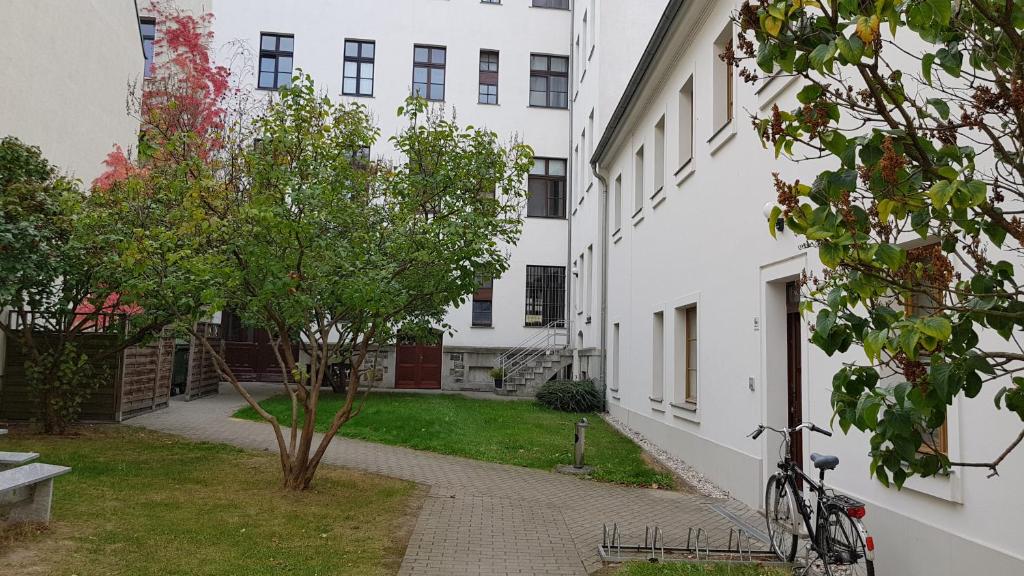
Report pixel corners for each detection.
[612,562,789,575]
[0,426,421,576]
[235,392,675,488]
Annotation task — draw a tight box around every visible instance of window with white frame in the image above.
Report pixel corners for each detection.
[713,24,734,131]
[634,146,644,215]
[678,76,694,168]
[652,311,665,400]
[613,174,622,231]
[654,116,666,193]
[611,323,620,391]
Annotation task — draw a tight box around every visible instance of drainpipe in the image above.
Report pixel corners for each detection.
[592,163,610,397]
[565,6,576,355]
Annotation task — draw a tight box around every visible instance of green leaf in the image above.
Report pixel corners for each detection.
[768,205,783,238]
[836,35,865,62]
[927,180,956,207]
[819,243,844,268]
[919,317,952,340]
[875,243,906,269]
[921,53,936,85]
[796,84,823,105]
[927,98,950,120]
[864,330,887,361]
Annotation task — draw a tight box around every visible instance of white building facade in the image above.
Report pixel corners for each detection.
[573,1,1024,574]
[147,0,574,391]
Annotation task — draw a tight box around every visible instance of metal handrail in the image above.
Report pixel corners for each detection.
[498,321,568,383]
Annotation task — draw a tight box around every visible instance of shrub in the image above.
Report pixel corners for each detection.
[535,380,602,413]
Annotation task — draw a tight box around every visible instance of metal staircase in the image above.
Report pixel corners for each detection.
[497,321,572,395]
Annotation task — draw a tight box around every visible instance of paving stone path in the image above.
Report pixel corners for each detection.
[130,384,764,576]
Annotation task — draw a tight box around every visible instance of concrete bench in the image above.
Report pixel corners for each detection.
[0,463,71,525]
[0,452,40,471]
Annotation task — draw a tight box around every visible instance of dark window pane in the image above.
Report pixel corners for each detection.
[361,63,373,79]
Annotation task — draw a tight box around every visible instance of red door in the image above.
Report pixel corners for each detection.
[394,335,443,390]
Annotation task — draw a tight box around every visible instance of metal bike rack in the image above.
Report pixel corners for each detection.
[599,522,790,567]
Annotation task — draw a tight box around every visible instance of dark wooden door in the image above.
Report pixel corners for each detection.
[785,282,804,473]
[394,335,443,390]
[221,310,291,382]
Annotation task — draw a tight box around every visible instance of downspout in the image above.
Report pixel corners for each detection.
[592,163,609,399]
[566,6,576,351]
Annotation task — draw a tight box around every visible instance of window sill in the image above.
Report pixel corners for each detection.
[612,232,623,244]
[649,185,663,201]
[631,208,644,227]
[342,93,375,99]
[670,402,700,423]
[477,102,500,106]
[470,324,494,329]
[675,158,695,187]
[652,187,667,209]
[902,466,962,503]
[610,393,620,401]
[526,215,568,220]
[528,105,569,110]
[756,74,800,111]
[708,119,737,156]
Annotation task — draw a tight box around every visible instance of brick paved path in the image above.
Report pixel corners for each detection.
[131,384,764,576]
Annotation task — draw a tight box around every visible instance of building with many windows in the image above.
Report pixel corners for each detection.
[140,0,575,391]
[570,1,1024,574]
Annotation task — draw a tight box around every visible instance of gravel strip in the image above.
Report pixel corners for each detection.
[602,413,730,499]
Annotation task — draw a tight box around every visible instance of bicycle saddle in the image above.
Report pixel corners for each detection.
[810,453,839,470]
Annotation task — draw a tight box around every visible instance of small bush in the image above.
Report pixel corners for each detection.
[535,380,603,413]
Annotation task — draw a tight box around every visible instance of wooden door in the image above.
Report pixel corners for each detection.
[221,310,292,382]
[785,282,804,473]
[394,334,443,390]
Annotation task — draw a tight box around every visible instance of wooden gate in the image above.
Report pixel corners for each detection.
[221,310,292,382]
[394,334,443,390]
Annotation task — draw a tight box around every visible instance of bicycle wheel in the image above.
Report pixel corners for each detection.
[824,507,875,576]
[764,474,799,561]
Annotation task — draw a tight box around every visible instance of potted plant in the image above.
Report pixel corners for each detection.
[489,366,505,389]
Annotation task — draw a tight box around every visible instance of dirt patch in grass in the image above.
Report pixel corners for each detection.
[0,425,423,575]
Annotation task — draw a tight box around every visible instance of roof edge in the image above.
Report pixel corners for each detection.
[590,0,688,167]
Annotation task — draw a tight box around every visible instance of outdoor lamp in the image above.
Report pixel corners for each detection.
[763,201,785,233]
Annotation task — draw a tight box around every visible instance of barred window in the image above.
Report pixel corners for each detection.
[525,266,566,327]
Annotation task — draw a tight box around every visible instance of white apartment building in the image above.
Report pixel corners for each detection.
[572,1,1024,574]
[145,0,574,390]
[0,0,145,395]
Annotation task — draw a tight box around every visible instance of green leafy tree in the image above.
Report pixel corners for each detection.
[736,0,1024,485]
[0,138,168,433]
[107,75,533,490]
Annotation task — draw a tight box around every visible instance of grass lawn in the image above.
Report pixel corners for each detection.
[608,562,789,576]
[0,426,422,576]
[235,392,676,489]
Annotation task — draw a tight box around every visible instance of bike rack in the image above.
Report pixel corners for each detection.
[599,523,790,567]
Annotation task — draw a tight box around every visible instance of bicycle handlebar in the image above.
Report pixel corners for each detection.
[749,422,832,439]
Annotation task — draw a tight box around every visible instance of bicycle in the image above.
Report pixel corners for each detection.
[750,422,875,575]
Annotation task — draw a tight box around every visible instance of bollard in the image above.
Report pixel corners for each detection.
[574,417,589,469]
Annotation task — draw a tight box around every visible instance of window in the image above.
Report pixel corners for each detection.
[713,25,734,130]
[581,11,589,77]
[343,40,375,97]
[479,50,499,104]
[472,277,493,327]
[413,45,446,101]
[140,18,156,78]
[652,311,664,400]
[683,306,698,404]
[259,33,294,90]
[530,55,569,108]
[528,158,567,218]
[678,76,694,167]
[654,116,666,193]
[587,110,595,187]
[482,0,501,3]
[525,266,566,327]
[633,146,644,215]
[533,0,569,8]
[589,0,597,55]
[906,243,948,455]
[349,146,371,167]
[613,174,622,231]
[579,131,586,193]
[586,244,593,316]
[576,253,584,314]
[611,323,620,391]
